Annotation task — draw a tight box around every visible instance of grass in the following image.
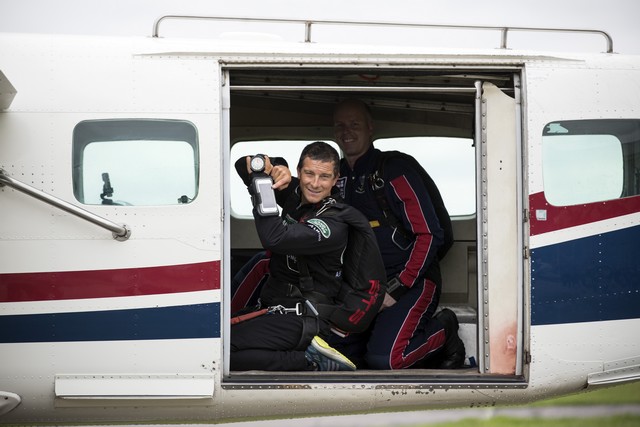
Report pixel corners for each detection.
[414,382,640,427]
[530,381,640,406]
[425,415,640,427]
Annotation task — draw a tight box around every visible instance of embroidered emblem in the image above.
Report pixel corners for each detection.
[307,218,331,239]
[355,175,366,194]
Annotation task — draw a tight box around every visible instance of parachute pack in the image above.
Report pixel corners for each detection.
[297,203,387,334]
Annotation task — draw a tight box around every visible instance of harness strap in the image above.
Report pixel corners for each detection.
[369,151,454,260]
[369,171,413,242]
[370,156,415,240]
[295,315,320,350]
[297,255,315,292]
[230,308,269,325]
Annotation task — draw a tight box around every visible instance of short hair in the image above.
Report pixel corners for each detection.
[297,141,340,177]
[333,98,374,124]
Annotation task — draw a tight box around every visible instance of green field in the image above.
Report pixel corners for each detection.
[530,381,640,406]
[426,416,640,427]
[422,381,640,427]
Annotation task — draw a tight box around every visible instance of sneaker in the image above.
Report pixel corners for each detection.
[305,336,356,371]
[434,308,466,369]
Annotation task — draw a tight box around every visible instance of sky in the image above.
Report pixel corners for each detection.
[1,0,639,54]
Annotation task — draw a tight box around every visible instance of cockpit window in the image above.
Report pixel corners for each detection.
[72,119,199,206]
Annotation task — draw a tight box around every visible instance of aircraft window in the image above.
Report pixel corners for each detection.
[374,137,476,216]
[72,119,199,206]
[541,119,640,206]
[230,140,337,218]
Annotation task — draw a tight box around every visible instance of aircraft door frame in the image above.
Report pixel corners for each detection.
[475,79,525,376]
[220,67,526,380]
[221,69,233,378]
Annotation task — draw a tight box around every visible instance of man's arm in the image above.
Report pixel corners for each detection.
[386,160,445,289]
[254,211,348,256]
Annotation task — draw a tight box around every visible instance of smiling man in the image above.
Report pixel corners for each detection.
[296,156,338,204]
[331,98,465,370]
[231,141,385,372]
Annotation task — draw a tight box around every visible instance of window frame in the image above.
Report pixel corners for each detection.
[72,119,200,206]
[541,119,640,206]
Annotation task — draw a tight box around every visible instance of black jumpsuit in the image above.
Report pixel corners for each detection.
[231,167,350,371]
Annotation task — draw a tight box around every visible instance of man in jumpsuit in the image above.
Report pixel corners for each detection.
[330,98,465,369]
[231,141,378,371]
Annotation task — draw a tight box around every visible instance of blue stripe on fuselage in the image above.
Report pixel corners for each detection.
[1,303,220,343]
[531,225,640,326]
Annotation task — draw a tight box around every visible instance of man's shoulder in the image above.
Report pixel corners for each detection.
[377,150,423,180]
[377,150,418,166]
[320,199,373,230]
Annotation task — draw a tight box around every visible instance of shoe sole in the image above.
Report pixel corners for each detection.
[311,336,356,371]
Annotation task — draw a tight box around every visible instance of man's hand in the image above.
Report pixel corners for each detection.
[269,165,291,190]
[245,156,291,190]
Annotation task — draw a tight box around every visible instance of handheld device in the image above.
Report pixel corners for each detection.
[251,176,279,216]
[250,154,279,216]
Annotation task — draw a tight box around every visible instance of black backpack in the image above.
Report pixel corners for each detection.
[298,203,387,334]
[369,151,453,260]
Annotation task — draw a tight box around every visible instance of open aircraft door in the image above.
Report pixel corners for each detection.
[476,80,525,376]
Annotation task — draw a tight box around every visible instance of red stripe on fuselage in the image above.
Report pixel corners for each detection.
[529,192,640,236]
[0,261,220,303]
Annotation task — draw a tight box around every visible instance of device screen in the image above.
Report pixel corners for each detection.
[253,177,278,216]
[258,180,277,209]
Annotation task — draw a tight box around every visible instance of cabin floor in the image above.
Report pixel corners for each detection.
[229,305,484,383]
[225,368,524,386]
[225,307,523,385]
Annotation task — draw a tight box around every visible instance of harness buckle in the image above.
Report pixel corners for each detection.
[304,300,319,316]
[268,303,303,315]
[370,171,385,191]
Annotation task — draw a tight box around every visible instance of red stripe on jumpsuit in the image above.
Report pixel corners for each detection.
[389,175,435,287]
[387,175,443,368]
[389,280,445,368]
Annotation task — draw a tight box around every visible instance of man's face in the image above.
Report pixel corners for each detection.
[333,103,373,161]
[297,157,338,205]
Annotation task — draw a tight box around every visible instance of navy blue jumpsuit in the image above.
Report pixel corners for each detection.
[335,146,447,369]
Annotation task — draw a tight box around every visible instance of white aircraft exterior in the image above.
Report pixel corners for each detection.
[0,16,639,424]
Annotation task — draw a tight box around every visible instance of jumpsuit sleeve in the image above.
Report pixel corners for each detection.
[253,209,348,256]
[385,159,444,288]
